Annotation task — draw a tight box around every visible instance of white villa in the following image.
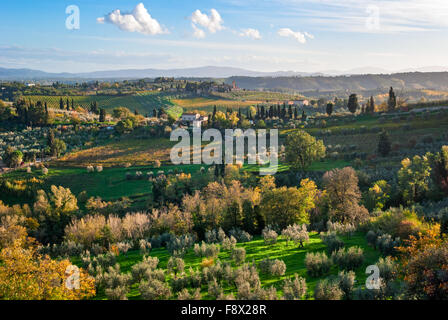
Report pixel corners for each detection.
[181,113,209,128]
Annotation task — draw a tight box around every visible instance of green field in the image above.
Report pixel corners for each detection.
[78,232,380,300]
[1,164,207,203]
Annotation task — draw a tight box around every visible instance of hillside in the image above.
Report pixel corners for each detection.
[227,72,448,92]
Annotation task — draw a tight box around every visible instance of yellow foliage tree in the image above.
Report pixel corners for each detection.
[0,238,95,300]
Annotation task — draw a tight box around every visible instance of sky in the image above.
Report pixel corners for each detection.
[0,0,448,73]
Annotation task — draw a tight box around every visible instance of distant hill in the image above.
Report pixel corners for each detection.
[227,72,448,92]
[0,66,320,80]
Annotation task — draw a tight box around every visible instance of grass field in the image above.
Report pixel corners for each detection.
[1,164,207,202]
[78,232,380,300]
[57,138,176,167]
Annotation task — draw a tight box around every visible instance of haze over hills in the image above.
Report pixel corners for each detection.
[2,65,448,81]
[0,66,323,80]
[3,66,448,93]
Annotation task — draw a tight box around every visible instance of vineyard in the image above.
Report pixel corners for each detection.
[25,91,174,115]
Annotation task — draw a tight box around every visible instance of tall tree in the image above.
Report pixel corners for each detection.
[388,87,397,112]
[285,130,326,171]
[347,94,359,114]
[377,130,392,157]
[326,103,333,116]
[367,96,375,114]
[99,108,106,122]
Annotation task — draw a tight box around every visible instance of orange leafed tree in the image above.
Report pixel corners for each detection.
[397,225,448,300]
[0,238,95,300]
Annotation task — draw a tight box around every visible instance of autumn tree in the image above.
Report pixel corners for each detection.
[260,179,318,229]
[397,227,448,300]
[0,236,95,300]
[323,167,369,224]
[33,186,79,244]
[285,130,326,171]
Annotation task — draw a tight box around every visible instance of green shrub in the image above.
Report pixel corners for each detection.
[314,278,343,300]
[321,232,345,254]
[331,247,364,270]
[305,252,332,277]
[283,274,307,300]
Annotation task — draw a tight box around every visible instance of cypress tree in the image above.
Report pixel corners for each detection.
[378,130,392,157]
[326,103,333,116]
[347,94,359,114]
[388,87,397,112]
[99,108,106,122]
[369,96,375,114]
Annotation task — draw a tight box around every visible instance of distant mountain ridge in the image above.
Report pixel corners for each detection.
[2,66,448,92]
[0,66,322,80]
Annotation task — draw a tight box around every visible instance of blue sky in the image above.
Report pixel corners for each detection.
[1,0,447,73]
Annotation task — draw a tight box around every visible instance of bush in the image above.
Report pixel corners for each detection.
[221,236,237,251]
[205,228,227,244]
[377,256,398,283]
[131,256,159,283]
[262,226,278,245]
[281,224,309,247]
[376,234,400,256]
[282,274,307,300]
[305,252,332,277]
[321,232,345,254]
[234,263,260,289]
[208,278,223,298]
[258,259,286,276]
[167,257,185,275]
[105,286,129,300]
[139,279,172,300]
[178,288,201,300]
[314,278,343,300]
[194,242,220,258]
[166,234,196,257]
[231,247,246,265]
[327,221,356,237]
[229,228,253,243]
[100,264,131,296]
[331,247,364,270]
[337,271,356,299]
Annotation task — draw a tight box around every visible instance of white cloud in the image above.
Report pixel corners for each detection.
[277,28,313,43]
[190,9,224,38]
[97,3,168,35]
[192,24,206,39]
[239,28,262,40]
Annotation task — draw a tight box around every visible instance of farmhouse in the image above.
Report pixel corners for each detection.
[181,113,208,128]
[294,99,310,107]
